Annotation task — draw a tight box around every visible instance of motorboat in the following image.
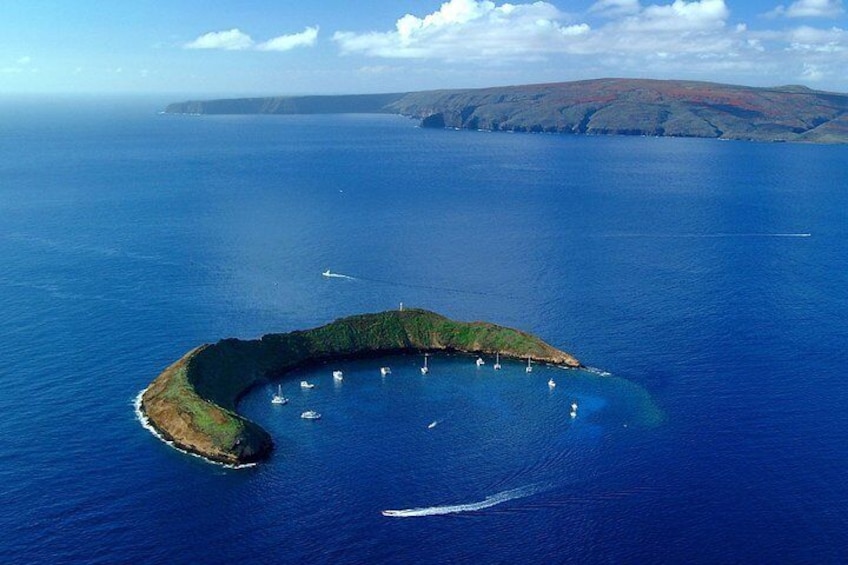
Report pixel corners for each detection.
[571,402,578,411]
[380,367,391,376]
[476,357,485,367]
[322,269,332,277]
[333,370,344,381]
[300,380,315,389]
[548,378,556,388]
[301,410,321,420]
[421,354,429,375]
[271,384,288,405]
[428,420,438,429]
[570,410,577,419]
[493,352,501,371]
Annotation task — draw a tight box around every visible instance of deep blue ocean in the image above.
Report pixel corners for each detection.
[1,96,846,563]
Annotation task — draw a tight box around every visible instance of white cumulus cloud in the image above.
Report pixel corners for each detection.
[333,0,590,60]
[257,26,319,51]
[330,0,848,89]
[590,0,642,17]
[185,28,255,50]
[185,27,319,51]
[768,0,844,19]
[334,0,738,61]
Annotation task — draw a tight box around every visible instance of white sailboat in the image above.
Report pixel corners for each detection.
[493,352,502,371]
[476,357,485,367]
[548,378,556,388]
[380,366,392,376]
[421,354,429,375]
[271,384,288,405]
[333,370,344,382]
[525,357,533,373]
[300,380,315,389]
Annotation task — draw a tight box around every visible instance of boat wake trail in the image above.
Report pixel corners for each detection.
[355,275,516,299]
[322,269,515,298]
[322,270,356,280]
[599,232,811,239]
[382,484,542,518]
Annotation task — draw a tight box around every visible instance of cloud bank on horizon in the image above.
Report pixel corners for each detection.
[4,0,846,94]
[179,0,845,90]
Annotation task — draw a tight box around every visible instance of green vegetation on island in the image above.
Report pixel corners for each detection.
[164,78,848,144]
[140,309,581,465]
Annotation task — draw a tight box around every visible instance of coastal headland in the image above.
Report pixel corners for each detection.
[140,309,581,466]
[164,78,848,144]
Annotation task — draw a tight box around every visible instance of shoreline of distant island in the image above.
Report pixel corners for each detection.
[139,309,584,466]
[163,78,848,144]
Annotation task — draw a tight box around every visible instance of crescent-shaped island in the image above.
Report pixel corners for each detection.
[139,309,582,466]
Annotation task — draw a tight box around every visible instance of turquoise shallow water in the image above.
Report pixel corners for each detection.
[0,97,847,563]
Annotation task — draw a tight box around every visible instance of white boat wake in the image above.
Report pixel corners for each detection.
[382,484,541,518]
[322,269,356,280]
[600,232,811,239]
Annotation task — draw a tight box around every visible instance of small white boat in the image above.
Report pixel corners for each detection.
[333,370,344,381]
[300,380,315,389]
[428,420,438,429]
[476,357,485,367]
[421,354,429,375]
[322,269,332,277]
[301,410,321,420]
[571,402,578,411]
[548,378,556,388]
[525,357,533,373]
[570,410,577,419]
[493,352,501,371]
[380,367,391,376]
[271,385,288,405]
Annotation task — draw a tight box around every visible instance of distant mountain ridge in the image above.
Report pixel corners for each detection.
[165,78,848,143]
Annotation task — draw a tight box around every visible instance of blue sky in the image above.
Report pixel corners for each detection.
[2,0,847,95]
